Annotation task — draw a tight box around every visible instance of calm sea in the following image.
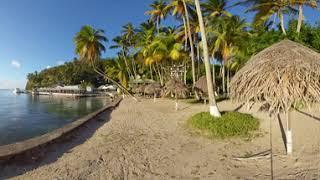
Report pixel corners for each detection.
[0,89,108,146]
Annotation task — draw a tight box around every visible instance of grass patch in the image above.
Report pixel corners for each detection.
[188,112,260,139]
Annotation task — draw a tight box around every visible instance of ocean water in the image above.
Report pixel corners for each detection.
[0,90,108,146]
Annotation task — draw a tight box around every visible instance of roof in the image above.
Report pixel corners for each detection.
[230,40,320,113]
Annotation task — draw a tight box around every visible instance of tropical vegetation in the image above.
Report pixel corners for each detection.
[26,0,320,116]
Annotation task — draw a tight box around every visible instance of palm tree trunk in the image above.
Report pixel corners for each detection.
[157,17,160,34]
[212,63,216,87]
[196,37,200,80]
[183,0,196,88]
[286,110,293,154]
[222,61,226,95]
[150,64,154,80]
[297,4,303,33]
[194,0,221,117]
[182,16,188,50]
[131,57,137,79]
[279,12,287,35]
[227,68,230,96]
[122,50,133,78]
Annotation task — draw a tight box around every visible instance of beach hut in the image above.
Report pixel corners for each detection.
[144,83,162,102]
[163,78,189,110]
[230,40,320,154]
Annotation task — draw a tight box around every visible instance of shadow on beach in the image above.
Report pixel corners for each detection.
[0,108,114,179]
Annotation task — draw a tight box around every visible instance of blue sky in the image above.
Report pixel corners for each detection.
[0,0,319,89]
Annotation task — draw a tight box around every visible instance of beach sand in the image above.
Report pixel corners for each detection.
[1,98,320,179]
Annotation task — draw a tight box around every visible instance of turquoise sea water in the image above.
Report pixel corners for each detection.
[0,90,108,146]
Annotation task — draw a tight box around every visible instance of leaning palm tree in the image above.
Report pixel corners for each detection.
[194,0,221,117]
[74,25,135,99]
[289,0,318,33]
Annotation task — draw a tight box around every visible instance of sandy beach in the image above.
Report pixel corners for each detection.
[1,98,319,179]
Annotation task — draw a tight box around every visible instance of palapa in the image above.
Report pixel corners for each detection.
[230,39,320,154]
[163,78,189,110]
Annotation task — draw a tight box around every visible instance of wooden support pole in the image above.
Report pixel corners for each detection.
[286,110,293,155]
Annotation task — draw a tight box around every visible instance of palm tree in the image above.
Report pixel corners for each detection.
[237,0,294,35]
[106,57,129,88]
[74,25,135,99]
[289,0,318,33]
[135,21,157,80]
[167,0,197,87]
[194,0,221,117]
[121,23,138,77]
[145,0,170,32]
[110,35,133,78]
[143,30,186,85]
[207,15,249,95]
[202,0,231,18]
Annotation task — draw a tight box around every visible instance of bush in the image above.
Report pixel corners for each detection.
[188,112,260,139]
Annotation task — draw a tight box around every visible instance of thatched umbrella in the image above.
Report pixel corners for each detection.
[144,83,162,102]
[163,79,189,110]
[195,76,209,94]
[132,84,146,95]
[230,40,320,154]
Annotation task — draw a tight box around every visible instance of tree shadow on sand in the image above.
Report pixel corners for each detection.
[0,108,115,179]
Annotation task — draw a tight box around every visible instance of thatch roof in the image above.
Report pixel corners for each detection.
[163,79,189,98]
[230,40,320,113]
[132,84,146,94]
[194,75,216,94]
[144,83,162,95]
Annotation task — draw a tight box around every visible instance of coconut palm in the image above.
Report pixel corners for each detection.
[202,0,231,18]
[74,25,135,99]
[145,0,170,32]
[194,0,221,117]
[143,30,186,85]
[237,0,295,35]
[207,15,250,95]
[121,23,138,77]
[167,0,197,87]
[106,57,129,88]
[289,0,318,33]
[135,21,157,80]
[110,35,133,78]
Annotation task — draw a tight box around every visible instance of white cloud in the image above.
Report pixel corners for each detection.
[57,61,64,65]
[46,66,51,69]
[11,60,21,69]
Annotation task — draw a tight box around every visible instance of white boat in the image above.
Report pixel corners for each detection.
[13,88,23,94]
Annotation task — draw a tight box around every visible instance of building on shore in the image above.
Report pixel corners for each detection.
[34,84,117,97]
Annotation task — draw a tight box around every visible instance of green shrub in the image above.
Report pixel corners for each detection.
[188,112,260,139]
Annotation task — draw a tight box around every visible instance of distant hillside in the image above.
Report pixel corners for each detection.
[25,58,115,90]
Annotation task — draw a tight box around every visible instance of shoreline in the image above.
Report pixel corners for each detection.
[0,97,122,163]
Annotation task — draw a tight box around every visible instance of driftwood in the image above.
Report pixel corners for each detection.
[233,150,271,161]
